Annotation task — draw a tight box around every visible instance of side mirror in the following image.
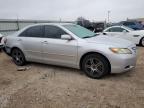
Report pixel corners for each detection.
[61,35,72,40]
[103,32,107,35]
[122,30,127,33]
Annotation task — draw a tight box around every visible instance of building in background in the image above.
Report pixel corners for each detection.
[76,17,106,33]
[0,19,74,36]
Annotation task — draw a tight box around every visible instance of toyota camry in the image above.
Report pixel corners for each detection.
[4,23,137,79]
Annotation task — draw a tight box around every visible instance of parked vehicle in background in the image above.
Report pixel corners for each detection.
[119,21,144,30]
[76,17,105,33]
[92,22,105,33]
[4,23,137,79]
[103,26,144,46]
[0,33,4,51]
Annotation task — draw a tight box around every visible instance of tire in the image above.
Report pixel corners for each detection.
[81,54,110,79]
[140,37,144,47]
[11,48,26,66]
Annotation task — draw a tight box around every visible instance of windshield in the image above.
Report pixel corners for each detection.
[63,24,96,38]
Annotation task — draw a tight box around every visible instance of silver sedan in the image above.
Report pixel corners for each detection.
[4,23,137,79]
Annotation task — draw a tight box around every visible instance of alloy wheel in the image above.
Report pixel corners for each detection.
[84,57,104,77]
[12,49,25,66]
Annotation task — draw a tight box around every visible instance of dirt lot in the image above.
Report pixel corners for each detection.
[0,47,144,108]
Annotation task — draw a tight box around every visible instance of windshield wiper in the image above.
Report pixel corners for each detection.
[83,34,98,38]
[83,36,92,38]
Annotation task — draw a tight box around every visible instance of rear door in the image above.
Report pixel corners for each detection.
[41,25,78,67]
[18,25,44,61]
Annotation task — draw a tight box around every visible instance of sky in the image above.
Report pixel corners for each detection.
[0,0,144,22]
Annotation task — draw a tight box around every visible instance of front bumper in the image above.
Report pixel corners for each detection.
[3,46,11,56]
[0,44,4,49]
[110,54,136,73]
[108,45,137,73]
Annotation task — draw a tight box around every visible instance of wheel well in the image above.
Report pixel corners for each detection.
[140,37,144,44]
[80,52,111,72]
[10,47,21,55]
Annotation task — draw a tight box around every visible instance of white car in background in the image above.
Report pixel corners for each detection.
[103,26,144,46]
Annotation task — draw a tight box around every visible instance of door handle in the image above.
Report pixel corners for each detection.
[133,35,140,37]
[42,41,48,44]
[17,39,22,41]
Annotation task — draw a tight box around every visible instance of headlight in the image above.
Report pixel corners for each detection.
[109,48,132,54]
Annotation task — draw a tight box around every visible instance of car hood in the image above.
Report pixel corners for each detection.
[85,35,134,47]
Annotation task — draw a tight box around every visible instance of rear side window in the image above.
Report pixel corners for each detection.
[44,25,67,39]
[19,26,43,37]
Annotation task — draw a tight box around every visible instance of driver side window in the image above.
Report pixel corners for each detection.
[44,25,68,39]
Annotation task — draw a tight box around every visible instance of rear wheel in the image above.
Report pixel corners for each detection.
[11,48,26,66]
[81,54,110,79]
[140,37,144,47]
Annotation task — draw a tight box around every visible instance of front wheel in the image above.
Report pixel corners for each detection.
[11,48,26,66]
[140,37,144,47]
[81,54,110,79]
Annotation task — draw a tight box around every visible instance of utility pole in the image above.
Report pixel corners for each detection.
[108,10,111,23]
[59,18,62,23]
[16,14,20,31]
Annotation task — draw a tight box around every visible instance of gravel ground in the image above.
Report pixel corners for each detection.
[0,47,144,108]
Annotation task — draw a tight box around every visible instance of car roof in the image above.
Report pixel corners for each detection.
[107,25,126,29]
[19,23,76,31]
[14,23,77,37]
[109,25,134,29]
[26,23,75,27]
[104,25,127,31]
[109,25,123,27]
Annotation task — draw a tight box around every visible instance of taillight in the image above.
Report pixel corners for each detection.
[3,37,7,44]
[0,37,2,43]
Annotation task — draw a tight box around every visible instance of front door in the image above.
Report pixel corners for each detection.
[41,25,78,67]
